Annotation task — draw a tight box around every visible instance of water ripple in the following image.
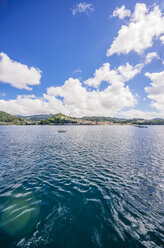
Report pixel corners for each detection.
[0,125,164,247]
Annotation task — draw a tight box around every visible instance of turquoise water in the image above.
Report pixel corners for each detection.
[0,125,164,248]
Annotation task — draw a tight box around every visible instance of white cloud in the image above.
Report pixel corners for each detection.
[0,52,41,90]
[145,70,164,113]
[72,2,94,16]
[119,109,163,119]
[0,53,161,118]
[145,52,159,64]
[84,62,143,88]
[107,3,164,56]
[160,35,164,44]
[0,94,64,116]
[119,68,164,119]
[46,77,136,117]
[0,61,140,117]
[113,5,131,19]
[0,56,157,117]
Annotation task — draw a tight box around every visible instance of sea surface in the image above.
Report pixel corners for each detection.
[0,125,164,248]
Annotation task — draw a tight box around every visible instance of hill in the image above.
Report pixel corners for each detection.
[39,113,78,125]
[1,111,164,125]
[40,114,164,125]
[82,116,125,122]
[17,114,53,121]
[0,110,21,123]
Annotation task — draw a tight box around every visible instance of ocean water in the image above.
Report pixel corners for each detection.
[0,125,164,248]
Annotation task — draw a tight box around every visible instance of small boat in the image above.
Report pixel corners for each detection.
[58,130,67,133]
[136,125,147,128]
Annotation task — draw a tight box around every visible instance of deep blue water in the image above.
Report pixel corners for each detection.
[0,125,164,248]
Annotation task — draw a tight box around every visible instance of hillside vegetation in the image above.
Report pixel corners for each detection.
[1,110,164,125]
[18,114,54,121]
[0,110,21,123]
[82,116,124,122]
[39,113,78,125]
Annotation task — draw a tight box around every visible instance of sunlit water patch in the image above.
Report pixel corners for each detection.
[0,125,164,248]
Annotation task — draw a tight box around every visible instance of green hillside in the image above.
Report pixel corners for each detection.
[17,114,54,121]
[39,113,78,125]
[0,110,21,123]
[1,110,164,125]
[82,116,124,122]
[40,113,164,125]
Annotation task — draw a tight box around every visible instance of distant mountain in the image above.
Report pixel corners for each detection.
[139,119,164,125]
[152,118,163,121]
[82,116,125,122]
[17,114,54,121]
[39,114,131,125]
[39,113,164,125]
[1,111,164,125]
[0,110,21,123]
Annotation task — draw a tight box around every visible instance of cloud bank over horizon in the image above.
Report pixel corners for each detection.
[0,53,160,118]
[0,2,164,119]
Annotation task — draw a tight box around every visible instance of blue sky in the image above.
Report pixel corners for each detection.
[0,0,164,118]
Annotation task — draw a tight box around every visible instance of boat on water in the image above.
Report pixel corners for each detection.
[58,130,67,133]
[136,125,147,128]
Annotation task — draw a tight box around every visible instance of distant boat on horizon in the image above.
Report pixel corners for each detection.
[58,129,67,133]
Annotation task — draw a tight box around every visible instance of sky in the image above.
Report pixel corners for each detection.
[0,0,164,118]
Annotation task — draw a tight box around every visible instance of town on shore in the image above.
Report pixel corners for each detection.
[0,110,164,126]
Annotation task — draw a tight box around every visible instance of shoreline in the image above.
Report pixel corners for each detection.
[0,123,162,126]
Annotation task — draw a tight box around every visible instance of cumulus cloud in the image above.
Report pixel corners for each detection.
[0,77,135,117]
[0,94,64,116]
[160,35,164,44]
[84,62,143,88]
[46,77,136,117]
[107,3,164,56]
[145,52,159,64]
[145,70,164,113]
[0,61,141,117]
[0,50,160,118]
[119,109,163,120]
[72,2,94,16]
[112,5,131,19]
[0,54,158,117]
[0,52,41,90]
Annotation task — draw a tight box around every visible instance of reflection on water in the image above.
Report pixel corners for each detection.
[0,125,164,248]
